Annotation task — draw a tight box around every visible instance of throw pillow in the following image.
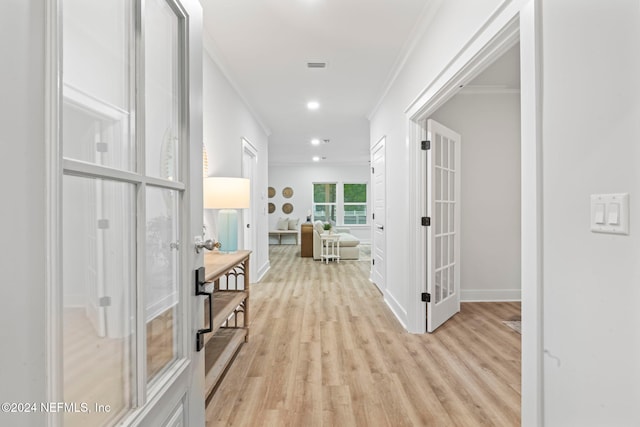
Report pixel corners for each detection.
[288,218,299,230]
[276,217,289,230]
[314,220,324,235]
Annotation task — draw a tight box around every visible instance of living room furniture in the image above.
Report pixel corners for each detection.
[202,250,250,398]
[312,220,360,260]
[269,230,298,244]
[320,234,341,263]
[300,223,313,257]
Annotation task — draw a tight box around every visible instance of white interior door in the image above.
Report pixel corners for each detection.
[58,0,203,425]
[426,119,461,332]
[371,138,386,293]
[242,138,258,275]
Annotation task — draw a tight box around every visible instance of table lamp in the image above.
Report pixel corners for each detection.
[204,177,250,253]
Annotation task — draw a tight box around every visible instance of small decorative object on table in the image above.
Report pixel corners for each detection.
[323,223,332,234]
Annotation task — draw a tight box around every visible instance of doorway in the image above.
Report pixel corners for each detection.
[406,5,542,423]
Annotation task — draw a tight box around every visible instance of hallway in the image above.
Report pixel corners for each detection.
[206,245,521,426]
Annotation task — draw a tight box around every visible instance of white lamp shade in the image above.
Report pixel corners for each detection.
[204,177,250,209]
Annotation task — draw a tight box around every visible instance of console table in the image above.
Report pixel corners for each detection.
[202,250,250,398]
[300,223,313,257]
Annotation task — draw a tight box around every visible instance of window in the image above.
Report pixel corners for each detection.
[313,183,336,223]
[343,183,367,225]
[313,182,368,225]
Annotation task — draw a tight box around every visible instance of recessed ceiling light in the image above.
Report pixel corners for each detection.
[311,139,320,145]
[307,101,320,110]
[312,156,320,162]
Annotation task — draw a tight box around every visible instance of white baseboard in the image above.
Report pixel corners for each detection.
[256,260,270,282]
[461,288,521,302]
[384,290,408,330]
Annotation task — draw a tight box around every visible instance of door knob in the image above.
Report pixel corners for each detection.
[195,239,221,253]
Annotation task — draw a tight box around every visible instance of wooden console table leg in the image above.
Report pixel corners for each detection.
[244,257,250,342]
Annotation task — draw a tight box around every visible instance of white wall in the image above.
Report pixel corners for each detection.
[268,163,371,244]
[541,1,640,425]
[0,1,47,425]
[430,92,521,301]
[369,0,505,328]
[203,33,270,280]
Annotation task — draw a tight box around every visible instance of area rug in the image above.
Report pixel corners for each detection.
[502,320,522,334]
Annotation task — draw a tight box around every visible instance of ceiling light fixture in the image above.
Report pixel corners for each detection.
[312,156,320,162]
[311,139,320,145]
[307,101,320,110]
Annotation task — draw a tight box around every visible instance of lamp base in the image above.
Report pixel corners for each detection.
[218,209,238,253]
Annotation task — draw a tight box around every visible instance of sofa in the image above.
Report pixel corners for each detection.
[312,220,360,261]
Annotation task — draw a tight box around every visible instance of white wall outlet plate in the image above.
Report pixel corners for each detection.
[590,193,629,235]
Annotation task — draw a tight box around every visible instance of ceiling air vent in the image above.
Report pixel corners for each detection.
[307,62,327,69]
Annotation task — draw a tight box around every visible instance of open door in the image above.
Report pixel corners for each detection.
[56,0,205,425]
[426,119,461,332]
[371,138,386,293]
[242,138,258,276]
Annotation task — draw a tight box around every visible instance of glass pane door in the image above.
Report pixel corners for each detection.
[60,0,188,424]
[144,0,181,181]
[142,0,185,383]
[62,176,135,427]
[145,187,180,381]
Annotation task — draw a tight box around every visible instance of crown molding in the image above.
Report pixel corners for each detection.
[367,0,444,120]
[202,29,272,137]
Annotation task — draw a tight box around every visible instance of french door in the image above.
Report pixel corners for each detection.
[426,119,461,332]
[54,0,203,425]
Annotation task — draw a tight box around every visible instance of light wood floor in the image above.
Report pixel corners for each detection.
[205,245,521,426]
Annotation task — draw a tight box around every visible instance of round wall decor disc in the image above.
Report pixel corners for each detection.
[282,187,294,198]
[268,202,275,214]
[282,203,293,214]
[268,187,275,198]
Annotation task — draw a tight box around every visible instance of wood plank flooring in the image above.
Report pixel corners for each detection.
[205,245,521,426]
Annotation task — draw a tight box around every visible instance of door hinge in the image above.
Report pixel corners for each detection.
[421,292,431,302]
[372,259,375,265]
[421,216,431,226]
[97,219,110,229]
[372,213,375,220]
[421,140,431,150]
[371,166,375,174]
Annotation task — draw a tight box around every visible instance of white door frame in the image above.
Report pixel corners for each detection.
[405,1,542,425]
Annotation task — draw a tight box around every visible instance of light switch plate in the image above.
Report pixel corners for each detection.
[590,193,629,235]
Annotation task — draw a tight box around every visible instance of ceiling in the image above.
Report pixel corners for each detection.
[202,0,432,165]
